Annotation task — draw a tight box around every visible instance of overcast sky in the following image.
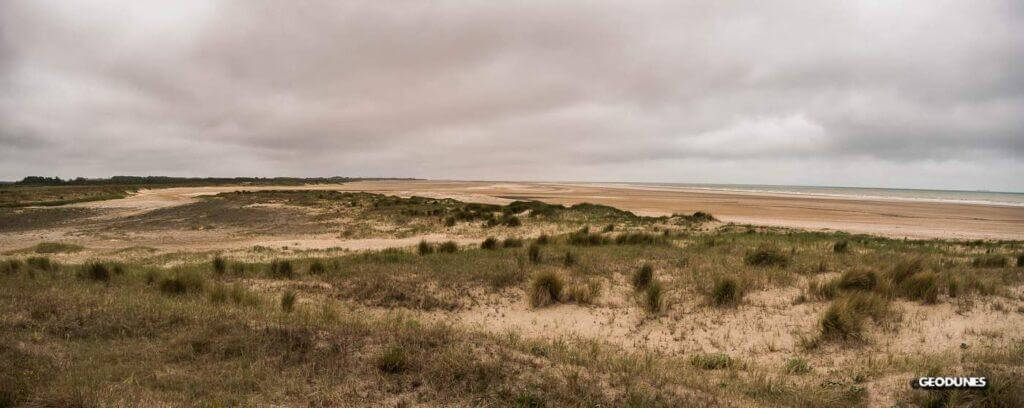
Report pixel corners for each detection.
[1,1,1021,191]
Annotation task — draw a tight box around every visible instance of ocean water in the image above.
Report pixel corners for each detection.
[604,183,1024,207]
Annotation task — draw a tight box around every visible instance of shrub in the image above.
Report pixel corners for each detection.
[502,237,523,248]
[438,241,458,253]
[836,269,877,291]
[690,353,733,370]
[644,280,663,313]
[528,243,542,263]
[568,232,608,246]
[632,264,653,290]
[898,272,939,303]
[308,260,326,275]
[443,216,456,227]
[785,357,811,374]
[81,262,110,282]
[602,224,615,232]
[481,237,498,250]
[281,291,296,313]
[536,234,550,245]
[711,277,743,306]
[417,240,434,255]
[563,251,576,267]
[269,259,294,279]
[972,255,1008,268]
[376,346,408,374]
[744,246,789,267]
[529,271,564,307]
[504,216,521,227]
[158,270,205,295]
[833,240,850,253]
[211,256,227,275]
[26,257,56,272]
[1,259,23,275]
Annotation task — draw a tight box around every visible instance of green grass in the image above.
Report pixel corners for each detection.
[785,357,811,375]
[30,242,84,254]
[743,246,789,267]
[690,353,733,370]
[711,277,743,306]
[281,291,297,313]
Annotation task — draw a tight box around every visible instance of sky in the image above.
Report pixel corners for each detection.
[1,1,1022,191]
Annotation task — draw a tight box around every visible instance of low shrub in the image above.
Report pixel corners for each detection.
[644,280,663,313]
[281,291,296,313]
[438,241,459,253]
[744,246,789,267]
[269,259,294,279]
[528,243,542,263]
[833,240,850,253]
[529,271,564,307]
[972,255,1008,268]
[711,277,743,306]
[481,237,498,250]
[212,256,227,275]
[690,353,733,370]
[376,345,408,374]
[632,264,653,290]
[502,237,523,248]
[417,240,434,255]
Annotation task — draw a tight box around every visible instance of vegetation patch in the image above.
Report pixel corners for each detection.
[690,353,733,370]
[529,271,564,308]
[744,246,789,267]
[711,277,743,306]
[632,264,654,290]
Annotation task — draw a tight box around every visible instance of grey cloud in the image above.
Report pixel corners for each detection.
[0,0,1021,190]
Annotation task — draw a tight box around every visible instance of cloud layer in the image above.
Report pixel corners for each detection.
[1,1,1022,190]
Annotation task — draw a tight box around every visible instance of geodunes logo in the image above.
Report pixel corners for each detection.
[911,377,988,390]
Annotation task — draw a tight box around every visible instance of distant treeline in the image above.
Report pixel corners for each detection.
[13,176,416,186]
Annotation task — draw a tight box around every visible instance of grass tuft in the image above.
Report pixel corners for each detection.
[562,251,576,267]
[31,242,83,254]
[80,262,111,282]
[832,240,850,253]
[502,237,523,248]
[481,237,498,250]
[157,269,205,295]
[529,270,564,308]
[536,234,550,245]
[644,280,663,313]
[281,291,296,313]
[417,240,434,255]
[785,357,811,375]
[308,260,326,275]
[711,277,743,306]
[819,292,889,341]
[614,232,666,246]
[438,241,459,253]
[744,246,789,267]
[26,256,57,272]
[897,272,939,303]
[632,264,653,290]
[835,269,877,291]
[375,345,408,374]
[972,255,1007,268]
[1,259,23,275]
[269,259,295,279]
[528,243,542,263]
[690,353,733,370]
[212,256,227,275]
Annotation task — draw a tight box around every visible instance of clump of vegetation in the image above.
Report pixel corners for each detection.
[690,353,733,370]
[308,260,326,275]
[481,237,498,250]
[614,232,666,246]
[26,256,56,272]
[443,216,456,227]
[417,240,434,255]
[211,256,227,275]
[568,231,608,246]
[602,224,615,232]
[80,262,111,282]
[632,264,653,290]
[711,277,743,306]
[564,279,602,305]
[744,246,789,267]
[785,357,811,374]
[438,241,459,253]
[644,280,663,313]
[897,271,939,303]
[158,270,205,295]
[536,234,550,245]
[563,251,576,267]
[528,243,542,263]
[819,292,889,341]
[375,345,408,374]
[1,259,23,275]
[832,240,850,253]
[529,271,564,307]
[31,242,83,254]
[504,216,521,227]
[887,257,924,284]
[269,259,294,279]
[1018,254,1024,267]
[972,255,1007,268]
[835,269,877,291]
[281,291,297,313]
[502,237,523,248]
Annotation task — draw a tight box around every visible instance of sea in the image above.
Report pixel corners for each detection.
[596,183,1024,207]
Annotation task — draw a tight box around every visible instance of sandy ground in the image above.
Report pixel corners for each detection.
[62,180,1023,240]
